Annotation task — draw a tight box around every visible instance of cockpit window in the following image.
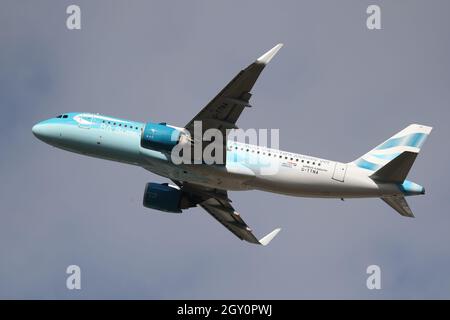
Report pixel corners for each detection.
[62,115,68,118]
[56,115,62,118]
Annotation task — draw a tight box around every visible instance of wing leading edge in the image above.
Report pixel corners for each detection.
[184,44,283,155]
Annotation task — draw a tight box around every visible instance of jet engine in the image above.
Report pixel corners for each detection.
[140,122,190,153]
[142,183,195,213]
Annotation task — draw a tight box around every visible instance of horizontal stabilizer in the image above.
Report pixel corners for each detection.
[371,151,417,183]
[381,195,414,217]
[259,228,282,246]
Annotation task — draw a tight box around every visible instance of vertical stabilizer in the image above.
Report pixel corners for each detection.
[351,124,432,176]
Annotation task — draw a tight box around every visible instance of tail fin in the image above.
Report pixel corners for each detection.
[351,124,432,218]
[351,124,432,180]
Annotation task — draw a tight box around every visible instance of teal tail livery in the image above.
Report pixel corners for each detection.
[32,43,433,245]
[351,124,432,217]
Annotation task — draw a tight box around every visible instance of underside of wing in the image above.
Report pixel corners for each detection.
[200,197,260,244]
[178,182,280,245]
[183,44,283,164]
[200,198,281,246]
[185,43,283,132]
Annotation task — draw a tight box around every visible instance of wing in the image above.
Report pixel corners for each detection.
[180,182,281,245]
[184,43,283,141]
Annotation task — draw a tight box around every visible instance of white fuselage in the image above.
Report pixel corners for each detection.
[32,113,406,199]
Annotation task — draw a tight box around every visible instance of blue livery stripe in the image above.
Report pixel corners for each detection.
[370,152,401,160]
[355,158,381,171]
[375,133,427,150]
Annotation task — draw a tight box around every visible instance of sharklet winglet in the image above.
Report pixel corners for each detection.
[259,228,281,246]
[256,43,283,65]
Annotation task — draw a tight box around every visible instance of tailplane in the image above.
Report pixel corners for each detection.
[370,151,417,183]
[381,195,414,217]
[350,124,432,217]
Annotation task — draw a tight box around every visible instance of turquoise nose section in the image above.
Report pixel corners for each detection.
[398,180,425,196]
[32,121,61,144]
[32,123,47,138]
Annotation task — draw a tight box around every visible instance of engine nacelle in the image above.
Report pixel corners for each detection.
[143,183,194,213]
[141,122,190,153]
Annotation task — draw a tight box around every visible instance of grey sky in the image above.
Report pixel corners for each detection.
[1,0,450,299]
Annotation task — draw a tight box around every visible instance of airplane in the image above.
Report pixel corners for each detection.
[32,43,432,246]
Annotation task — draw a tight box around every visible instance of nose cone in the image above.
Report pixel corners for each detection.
[32,122,50,141]
[32,121,60,144]
[32,123,45,138]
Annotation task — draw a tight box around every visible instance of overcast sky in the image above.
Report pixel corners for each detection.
[1,0,450,299]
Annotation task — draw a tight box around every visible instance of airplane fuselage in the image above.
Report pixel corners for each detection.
[32,112,422,199]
